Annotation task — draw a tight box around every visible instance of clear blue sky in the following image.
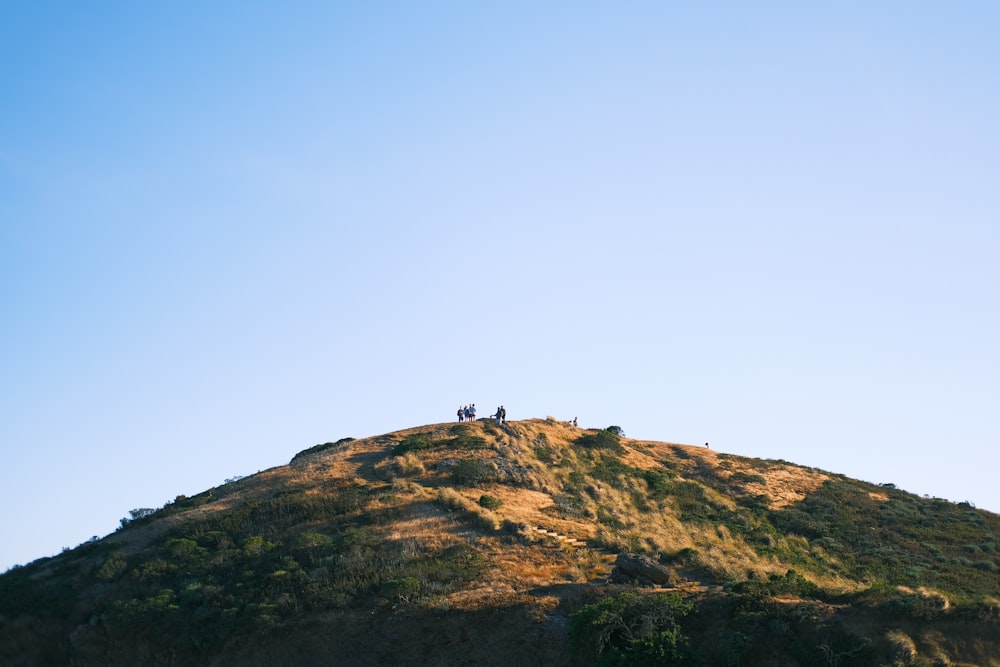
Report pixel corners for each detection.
[2,2,998,571]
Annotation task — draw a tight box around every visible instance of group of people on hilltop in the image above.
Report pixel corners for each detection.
[456,403,507,424]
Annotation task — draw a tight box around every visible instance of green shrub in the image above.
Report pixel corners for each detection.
[716,631,754,667]
[450,433,488,450]
[243,536,276,556]
[452,459,497,486]
[597,507,625,529]
[392,432,437,456]
[974,560,998,572]
[380,576,420,603]
[570,592,697,666]
[533,433,557,463]
[290,437,355,463]
[119,507,157,529]
[733,569,820,603]
[673,481,716,522]
[443,425,489,449]
[591,457,632,489]
[478,494,502,510]
[555,493,586,517]
[642,468,674,498]
[575,430,623,452]
[296,532,333,550]
[95,553,128,582]
[166,538,205,560]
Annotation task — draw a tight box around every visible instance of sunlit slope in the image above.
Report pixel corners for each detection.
[2,418,998,666]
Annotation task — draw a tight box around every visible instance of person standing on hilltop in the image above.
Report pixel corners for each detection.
[458,406,464,422]
[500,405,506,424]
[470,404,476,421]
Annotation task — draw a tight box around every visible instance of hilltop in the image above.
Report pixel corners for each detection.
[2,418,998,666]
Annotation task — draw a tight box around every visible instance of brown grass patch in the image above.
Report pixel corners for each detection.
[740,465,829,509]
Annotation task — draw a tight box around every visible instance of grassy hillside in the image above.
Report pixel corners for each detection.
[2,418,998,666]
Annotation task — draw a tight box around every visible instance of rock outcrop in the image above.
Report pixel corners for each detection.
[611,553,676,587]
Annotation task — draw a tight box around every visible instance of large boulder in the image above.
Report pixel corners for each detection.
[611,553,676,586]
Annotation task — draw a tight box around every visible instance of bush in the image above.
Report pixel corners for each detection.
[119,508,157,529]
[533,433,558,463]
[452,459,497,486]
[733,569,820,603]
[570,592,697,665]
[95,553,128,582]
[290,437,355,463]
[381,577,420,603]
[392,432,437,456]
[642,469,674,498]
[555,493,587,517]
[446,424,489,449]
[478,494,502,510]
[575,430,623,452]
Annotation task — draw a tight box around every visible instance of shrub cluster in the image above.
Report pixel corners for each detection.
[290,437,356,463]
[570,592,697,665]
[392,432,437,456]
[478,494,502,510]
[451,459,498,487]
[574,428,624,452]
[22,484,491,660]
[392,427,489,457]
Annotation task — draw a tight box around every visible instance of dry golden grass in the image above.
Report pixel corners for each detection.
[16,416,1000,667]
[381,503,466,547]
[129,418,868,604]
[740,465,830,509]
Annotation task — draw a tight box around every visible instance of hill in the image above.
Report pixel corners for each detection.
[2,418,998,666]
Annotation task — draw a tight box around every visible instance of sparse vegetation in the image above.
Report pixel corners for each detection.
[570,592,697,665]
[478,494,502,510]
[3,418,998,666]
[451,458,498,486]
[575,428,624,452]
[392,427,489,457]
[290,437,355,463]
[392,431,438,456]
[118,507,156,528]
[448,423,489,449]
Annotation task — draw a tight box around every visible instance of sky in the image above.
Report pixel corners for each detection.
[2,1,998,572]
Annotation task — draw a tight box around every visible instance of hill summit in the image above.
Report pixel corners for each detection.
[2,418,999,666]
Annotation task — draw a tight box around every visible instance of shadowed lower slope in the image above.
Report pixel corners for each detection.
[2,418,998,666]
